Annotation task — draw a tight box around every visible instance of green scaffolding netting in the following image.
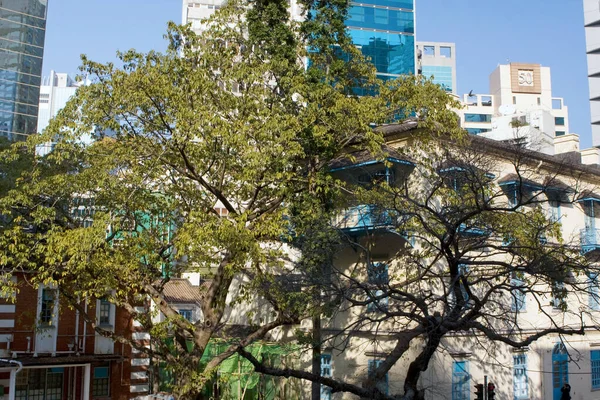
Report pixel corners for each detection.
[160,339,302,399]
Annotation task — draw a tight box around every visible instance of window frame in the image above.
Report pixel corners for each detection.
[92,365,110,397]
[513,354,529,400]
[99,298,111,326]
[40,288,57,326]
[368,359,389,396]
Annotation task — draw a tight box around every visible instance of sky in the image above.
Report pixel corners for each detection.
[42,0,592,147]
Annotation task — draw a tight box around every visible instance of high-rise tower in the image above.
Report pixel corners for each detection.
[346,0,415,80]
[182,0,416,79]
[584,0,600,146]
[0,0,48,141]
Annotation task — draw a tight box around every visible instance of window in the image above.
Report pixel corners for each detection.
[440,46,452,58]
[179,309,193,321]
[466,128,491,135]
[590,273,600,311]
[368,262,389,285]
[481,96,492,106]
[93,365,110,397]
[537,97,541,106]
[464,114,492,123]
[552,343,569,391]
[513,96,517,105]
[368,360,389,395]
[367,262,389,311]
[592,350,600,390]
[16,368,64,400]
[552,281,565,309]
[40,288,56,326]
[99,298,111,326]
[357,168,395,187]
[449,265,470,309]
[452,361,469,400]
[555,117,565,126]
[320,354,332,400]
[423,45,435,56]
[555,131,566,137]
[513,354,529,399]
[549,201,561,223]
[511,273,526,312]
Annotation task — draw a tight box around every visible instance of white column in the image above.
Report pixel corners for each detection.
[83,363,91,400]
[8,368,16,400]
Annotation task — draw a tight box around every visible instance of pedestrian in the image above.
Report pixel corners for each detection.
[560,383,571,400]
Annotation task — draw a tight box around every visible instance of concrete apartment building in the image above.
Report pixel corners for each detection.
[36,71,79,134]
[0,0,47,141]
[461,63,571,155]
[417,41,457,95]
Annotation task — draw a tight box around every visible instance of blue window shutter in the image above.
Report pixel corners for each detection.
[452,361,470,400]
[513,354,529,400]
[511,275,526,312]
[592,350,600,390]
[368,360,388,395]
[320,355,332,400]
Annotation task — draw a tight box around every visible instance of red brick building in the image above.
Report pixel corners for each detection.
[0,273,149,400]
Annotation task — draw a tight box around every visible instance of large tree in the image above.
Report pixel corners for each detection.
[0,0,460,398]
[237,127,600,400]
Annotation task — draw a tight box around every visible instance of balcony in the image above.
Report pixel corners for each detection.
[333,205,395,234]
[458,223,487,237]
[581,228,600,253]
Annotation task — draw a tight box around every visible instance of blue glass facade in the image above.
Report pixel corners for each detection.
[422,65,453,92]
[0,1,47,141]
[347,0,415,79]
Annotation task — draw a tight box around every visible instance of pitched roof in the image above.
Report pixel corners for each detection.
[329,145,414,171]
[162,278,205,305]
[377,120,600,180]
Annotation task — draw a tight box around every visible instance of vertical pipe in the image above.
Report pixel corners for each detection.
[8,369,16,400]
[83,364,91,400]
[82,300,88,354]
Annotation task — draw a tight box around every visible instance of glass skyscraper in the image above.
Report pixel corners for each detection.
[346,0,415,80]
[0,0,47,141]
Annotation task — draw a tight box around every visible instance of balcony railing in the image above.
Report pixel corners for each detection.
[333,205,395,233]
[458,223,487,237]
[581,228,600,253]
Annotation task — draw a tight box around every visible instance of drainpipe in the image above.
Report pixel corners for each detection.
[1,359,23,400]
[82,300,88,354]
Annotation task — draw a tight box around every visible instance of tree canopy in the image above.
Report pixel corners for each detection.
[0,0,461,398]
[2,0,593,399]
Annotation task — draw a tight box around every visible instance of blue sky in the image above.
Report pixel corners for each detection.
[42,0,592,147]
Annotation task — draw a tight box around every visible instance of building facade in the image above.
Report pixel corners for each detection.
[37,71,78,134]
[417,41,456,94]
[0,274,151,400]
[36,71,80,155]
[584,0,600,146]
[0,0,47,141]
[182,0,416,79]
[461,63,571,154]
[346,0,415,80]
[320,122,600,400]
